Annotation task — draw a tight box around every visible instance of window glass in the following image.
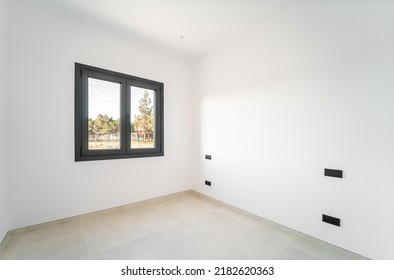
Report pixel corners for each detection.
[88,78,121,150]
[130,86,156,149]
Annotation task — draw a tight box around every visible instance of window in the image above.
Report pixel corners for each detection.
[75,63,164,161]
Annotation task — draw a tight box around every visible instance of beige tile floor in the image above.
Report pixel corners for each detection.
[0,191,366,260]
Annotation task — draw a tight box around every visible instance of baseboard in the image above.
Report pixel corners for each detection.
[6,190,193,235]
[1,188,368,259]
[188,189,369,260]
[0,230,10,250]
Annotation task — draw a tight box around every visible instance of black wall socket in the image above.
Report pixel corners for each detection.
[205,180,211,186]
[324,168,343,178]
[205,155,212,160]
[322,214,341,227]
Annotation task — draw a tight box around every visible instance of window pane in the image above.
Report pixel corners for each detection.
[88,78,121,150]
[130,86,156,149]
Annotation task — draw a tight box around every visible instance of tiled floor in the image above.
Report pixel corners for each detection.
[0,191,366,260]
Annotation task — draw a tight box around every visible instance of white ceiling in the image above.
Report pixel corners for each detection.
[21,0,295,60]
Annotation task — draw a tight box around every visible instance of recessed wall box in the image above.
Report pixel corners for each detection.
[324,168,343,178]
[322,214,341,227]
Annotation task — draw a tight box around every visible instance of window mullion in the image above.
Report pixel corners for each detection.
[123,79,129,155]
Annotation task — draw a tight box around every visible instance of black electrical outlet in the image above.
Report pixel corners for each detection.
[205,180,211,186]
[205,155,212,160]
[324,168,343,178]
[322,214,341,227]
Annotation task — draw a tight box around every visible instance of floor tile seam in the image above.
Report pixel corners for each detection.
[19,230,85,250]
[192,190,369,259]
[256,234,297,252]
[83,203,147,222]
[152,205,186,217]
[121,191,190,211]
[123,205,164,218]
[80,219,98,259]
[82,223,146,246]
[14,192,189,237]
[121,224,152,243]
[210,226,251,256]
[4,232,26,259]
[20,219,84,240]
[274,243,295,259]
[0,244,19,259]
[289,232,362,259]
[11,218,80,237]
[142,221,197,247]
[126,235,165,260]
[169,208,215,222]
[4,197,183,259]
[323,243,368,260]
[143,231,162,252]
[21,215,83,234]
[191,191,298,233]
[3,189,366,260]
[290,237,322,251]
[306,252,346,260]
[164,209,194,223]
[84,234,129,257]
[3,191,200,245]
[278,245,318,260]
[132,220,169,240]
[289,239,347,260]
[127,209,187,230]
[3,190,234,248]
[85,235,143,258]
[281,231,298,244]
[295,249,319,260]
[292,234,364,259]
[210,210,279,239]
[294,231,343,250]
[0,235,11,251]
[77,235,90,260]
[81,209,130,224]
[0,231,12,251]
[6,235,26,259]
[325,247,363,260]
[218,242,253,259]
[182,220,215,242]
[144,236,170,257]
[81,216,137,231]
[114,237,164,260]
[82,223,138,235]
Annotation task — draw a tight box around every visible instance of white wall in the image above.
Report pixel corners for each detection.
[5,0,394,260]
[192,0,394,259]
[6,1,192,229]
[0,0,9,241]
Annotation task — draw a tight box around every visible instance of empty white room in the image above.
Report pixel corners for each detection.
[0,0,394,262]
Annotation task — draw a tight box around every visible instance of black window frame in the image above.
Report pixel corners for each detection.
[75,63,164,161]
